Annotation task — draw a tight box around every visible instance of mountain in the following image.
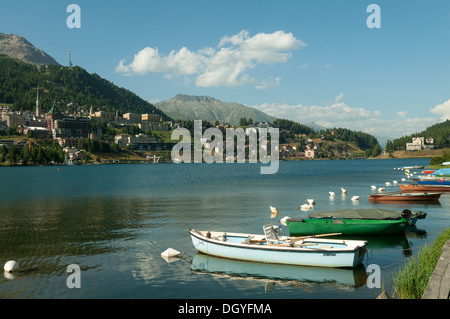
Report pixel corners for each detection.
[305,121,328,132]
[0,33,60,66]
[156,94,276,125]
[0,54,168,120]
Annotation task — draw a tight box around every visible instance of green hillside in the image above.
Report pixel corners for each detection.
[386,120,450,152]
[0,54,169,120]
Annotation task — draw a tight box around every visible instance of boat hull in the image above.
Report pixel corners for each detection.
[286,218,408,236]
[189,229,367,268]
[399,183,450,192]
[417,180,450,185]
[369,192,441,201]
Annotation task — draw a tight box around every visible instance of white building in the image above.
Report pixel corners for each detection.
[406,137,434,151]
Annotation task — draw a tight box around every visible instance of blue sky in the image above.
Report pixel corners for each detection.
[2,0,450,138]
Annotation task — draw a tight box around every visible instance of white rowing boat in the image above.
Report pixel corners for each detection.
[189,226,368,268]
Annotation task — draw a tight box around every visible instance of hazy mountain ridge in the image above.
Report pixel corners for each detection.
[156,94,277,125]
[0,32,60,66]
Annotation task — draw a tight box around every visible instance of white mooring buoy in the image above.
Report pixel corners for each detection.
[161,248,181,258]
[300,203,313,210]
[4,260,19,273]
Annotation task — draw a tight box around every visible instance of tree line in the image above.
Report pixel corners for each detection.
[0,140,64,165]
[385,120,450,153]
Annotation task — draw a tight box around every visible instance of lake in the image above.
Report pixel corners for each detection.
[0,158,448,299]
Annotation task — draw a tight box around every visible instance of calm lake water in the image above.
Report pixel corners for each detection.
[0,158,448,299]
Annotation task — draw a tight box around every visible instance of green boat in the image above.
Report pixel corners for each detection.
[285,209,423,236]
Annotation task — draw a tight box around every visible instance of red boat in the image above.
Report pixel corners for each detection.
[399,183,450,192]
[369,191,442,201]
[422,170,436,174]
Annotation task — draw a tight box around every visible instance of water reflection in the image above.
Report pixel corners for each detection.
[191,253,368,291]
[0,196,152,297]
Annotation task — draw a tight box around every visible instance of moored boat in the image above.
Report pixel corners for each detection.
[431,168,450,176]
[284,209,426,236]
[305,208,426,225]
[417,180,450,185]
[399,183,450,192]
[418,175,449,181]
[286,218,409,236]
[369,191,442,201]
[189,227,368,268]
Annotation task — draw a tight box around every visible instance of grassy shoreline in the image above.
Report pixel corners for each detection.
[392,228,450,299]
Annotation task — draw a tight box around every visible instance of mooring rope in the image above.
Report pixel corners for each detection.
[425,215,450,221]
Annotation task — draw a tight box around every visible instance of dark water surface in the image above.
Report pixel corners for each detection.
[0,158,448,299]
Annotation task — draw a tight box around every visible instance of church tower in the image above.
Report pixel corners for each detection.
[36,88,42,118]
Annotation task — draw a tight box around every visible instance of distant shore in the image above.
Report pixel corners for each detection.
[1,146,448,167]
[377,148,445,160]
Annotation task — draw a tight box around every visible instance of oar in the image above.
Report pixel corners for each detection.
[289,233,342,243]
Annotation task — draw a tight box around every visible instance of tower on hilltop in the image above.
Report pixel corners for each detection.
[68,47,72,68]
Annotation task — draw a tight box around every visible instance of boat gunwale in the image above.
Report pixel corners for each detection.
[189,229,367,253]
[399,183,450,192]
[286,217,410,228]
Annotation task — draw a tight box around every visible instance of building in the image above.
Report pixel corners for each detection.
[114,134,130,149]
[246,122,273,134]
[305,149,318,159]
[406,137,434,151]
[1,112,26,127]
[305,143,321,159]
[56,138,80,148]
[142,113,162,123]
[123,113,141,123]
[114,133,175,151]
[52,116,91,140]
[89,110,116,122]
[138,121,169,132]
[0,140,14,149]
[46,105,64,130]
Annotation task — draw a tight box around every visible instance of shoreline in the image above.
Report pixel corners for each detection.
[0,154,435,168]
[2,145,447,168]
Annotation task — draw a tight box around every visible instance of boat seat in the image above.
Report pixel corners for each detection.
[213,234,227,242]
[332,220,344,224]
[263,224,279,245]
[241,236,254,244]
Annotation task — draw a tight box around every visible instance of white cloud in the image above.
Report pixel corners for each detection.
[397,111,408,118]
[251,93,440,138]
[115,46,205,77]
[430,99,450,121]
[116,30,305,89]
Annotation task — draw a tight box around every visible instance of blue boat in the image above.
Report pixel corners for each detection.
[417,180,450,185]
[432,168,450,175]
